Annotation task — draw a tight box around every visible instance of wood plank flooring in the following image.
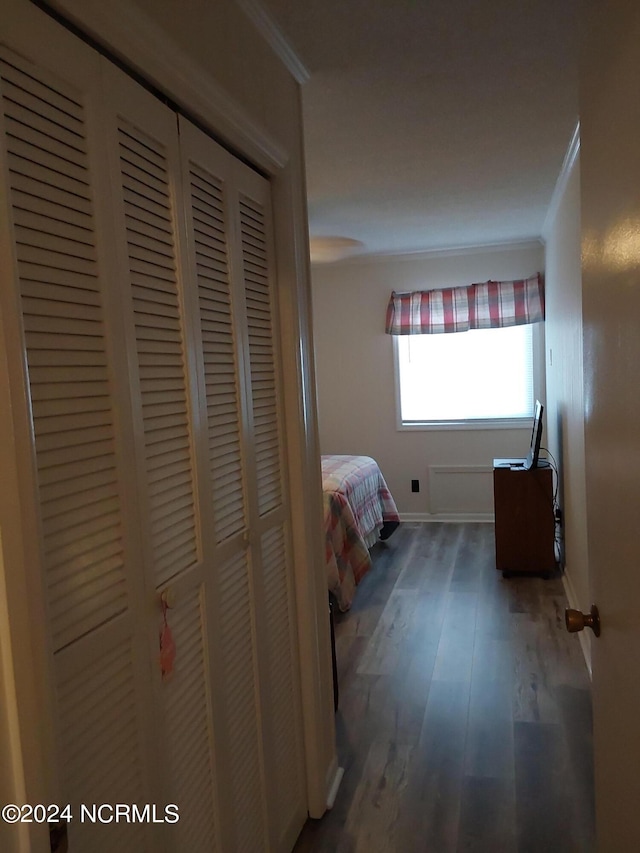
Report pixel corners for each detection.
[293,522,595,853]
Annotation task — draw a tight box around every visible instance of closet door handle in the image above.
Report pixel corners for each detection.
[160,587,176,609]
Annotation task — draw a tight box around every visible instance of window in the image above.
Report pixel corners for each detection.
[395,324,536,426]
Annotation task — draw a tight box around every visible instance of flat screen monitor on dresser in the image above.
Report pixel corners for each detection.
[523,400,544,470]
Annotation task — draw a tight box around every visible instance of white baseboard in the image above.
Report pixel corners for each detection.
[399,512,494,523]
[326,765,344,810]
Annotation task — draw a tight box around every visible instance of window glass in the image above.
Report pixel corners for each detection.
[396,324,534,423]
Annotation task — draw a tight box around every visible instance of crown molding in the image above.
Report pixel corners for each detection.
[542,121,580,239]
[42,0,289,173]
[234,0,310,85]
[314,237,545,267]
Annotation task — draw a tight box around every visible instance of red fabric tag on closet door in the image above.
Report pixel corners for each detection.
[159,621,176,680]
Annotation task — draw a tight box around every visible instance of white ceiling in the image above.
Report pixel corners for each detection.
[257,0,581,259]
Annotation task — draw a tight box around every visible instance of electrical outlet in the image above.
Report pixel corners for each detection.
[411,479,420,493]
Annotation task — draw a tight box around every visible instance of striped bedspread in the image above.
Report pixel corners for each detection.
[321,454,400,610]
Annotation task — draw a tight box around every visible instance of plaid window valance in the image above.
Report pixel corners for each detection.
[385,273,544,335]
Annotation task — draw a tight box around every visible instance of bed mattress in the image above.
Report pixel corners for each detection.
[321,454,400,610]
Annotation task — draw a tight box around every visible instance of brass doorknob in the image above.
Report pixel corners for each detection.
[565,604,600,637]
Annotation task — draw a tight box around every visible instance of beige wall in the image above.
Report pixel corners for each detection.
[542,144,591,659]
[311,243,544,517]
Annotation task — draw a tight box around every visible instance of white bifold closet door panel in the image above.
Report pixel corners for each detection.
[0,39,157,853]
[231,150,307,852]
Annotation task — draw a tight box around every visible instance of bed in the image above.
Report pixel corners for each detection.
[322,454,400,611]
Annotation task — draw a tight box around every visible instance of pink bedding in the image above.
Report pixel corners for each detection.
[322,454,400,610]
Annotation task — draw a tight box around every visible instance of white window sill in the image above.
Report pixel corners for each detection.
[397,418,531,432]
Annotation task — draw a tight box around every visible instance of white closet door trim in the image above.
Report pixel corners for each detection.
[44,0,288,173]
[268,158,339,816]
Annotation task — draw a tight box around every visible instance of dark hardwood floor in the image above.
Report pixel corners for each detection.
[294,522,595,853]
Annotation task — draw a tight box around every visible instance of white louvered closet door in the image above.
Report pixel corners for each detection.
[98,64,224,853]
[1,5,309,851]
[178,117,307,853]
[0,33,157,853]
